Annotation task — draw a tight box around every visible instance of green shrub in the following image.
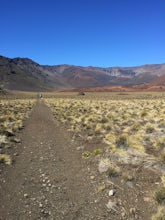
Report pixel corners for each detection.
[93,148,103,155]
[155,186,165,204]
[82,151,91,158]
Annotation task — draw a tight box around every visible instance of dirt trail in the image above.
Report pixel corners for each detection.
[0,101,110,220]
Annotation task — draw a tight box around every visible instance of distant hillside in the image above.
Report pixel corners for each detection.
[0,56,68,91]
[151,74,165,86]
[0,55,165,91]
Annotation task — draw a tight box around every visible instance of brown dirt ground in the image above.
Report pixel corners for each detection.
[0,101,161,220]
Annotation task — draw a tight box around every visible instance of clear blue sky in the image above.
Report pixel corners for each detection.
[0,0,165,67]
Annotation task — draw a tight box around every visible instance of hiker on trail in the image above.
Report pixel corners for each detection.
[37,93,43,99]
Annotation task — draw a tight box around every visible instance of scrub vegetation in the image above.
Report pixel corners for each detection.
[0,98,35,164]
[45,92,165,219]
[46,94,165,161]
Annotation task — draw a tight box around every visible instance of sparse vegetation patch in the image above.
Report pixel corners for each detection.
[44,92,165,219]
[0,98,35,165]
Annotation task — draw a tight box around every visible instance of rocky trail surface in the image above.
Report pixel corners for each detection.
[0,101,160,220]
[0,101,107,220]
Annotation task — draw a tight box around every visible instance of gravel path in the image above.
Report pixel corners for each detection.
[0,101,104,220]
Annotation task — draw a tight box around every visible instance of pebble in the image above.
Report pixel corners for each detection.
[155,182,160,185]
[39,203,43,208]
[24,193,28,198]
[90,176,95,180]
[109,189,115,196]
[98,159,111,173]
[41,210,50,216]
[76,146,84,151]
[45,199,48,204]
[143,197,150,202]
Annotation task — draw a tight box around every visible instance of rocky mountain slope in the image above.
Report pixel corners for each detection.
[0,55,165,91]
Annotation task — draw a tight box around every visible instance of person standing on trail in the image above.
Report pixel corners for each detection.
[37,93,43,99]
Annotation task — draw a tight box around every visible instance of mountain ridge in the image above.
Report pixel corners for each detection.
[0,55,165,91]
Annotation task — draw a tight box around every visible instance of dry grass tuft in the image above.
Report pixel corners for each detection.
[152,206,165,220]
[0,154,11,165]
[154,186,165,204]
